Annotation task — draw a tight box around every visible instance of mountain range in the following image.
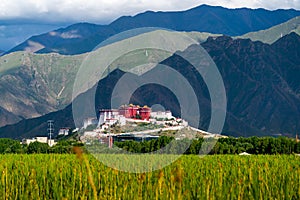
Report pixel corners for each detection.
[7,5,300,55]
[1,32,300,138]
[0,31,202,127]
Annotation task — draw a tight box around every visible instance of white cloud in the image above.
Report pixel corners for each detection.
[0,0,299,24]
[49,30,82,39]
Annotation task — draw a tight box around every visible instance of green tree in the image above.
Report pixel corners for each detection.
[0,138,23,154]
[27,142,49,154]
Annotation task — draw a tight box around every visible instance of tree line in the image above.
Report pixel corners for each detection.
[0,136,299,155]
[0,139,83,154]
[115,136,300,155]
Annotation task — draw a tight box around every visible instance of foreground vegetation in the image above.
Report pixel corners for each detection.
[0,154,299,199]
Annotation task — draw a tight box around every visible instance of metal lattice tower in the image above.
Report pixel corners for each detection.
[47,120,54,140]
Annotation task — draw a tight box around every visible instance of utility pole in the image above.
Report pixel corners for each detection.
[47,120,54,140]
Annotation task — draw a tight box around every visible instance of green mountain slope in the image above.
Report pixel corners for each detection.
[1,30,206,127]
[0,52,84,126]
[239,16,300,44]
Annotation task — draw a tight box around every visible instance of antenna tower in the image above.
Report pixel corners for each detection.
[47,120,54,140]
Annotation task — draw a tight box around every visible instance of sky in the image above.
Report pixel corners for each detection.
[0,0,300,24]
[0,0,299,51]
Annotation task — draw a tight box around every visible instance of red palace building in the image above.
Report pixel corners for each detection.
[139,106,151,120]
[118,104,151,120]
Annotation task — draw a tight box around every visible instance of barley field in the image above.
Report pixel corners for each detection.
[0,153,299,199]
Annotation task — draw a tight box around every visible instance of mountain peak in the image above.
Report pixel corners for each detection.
[271,32,300,60]
[272,31,300,45]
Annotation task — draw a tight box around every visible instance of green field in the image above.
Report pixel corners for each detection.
[0,154,299,199]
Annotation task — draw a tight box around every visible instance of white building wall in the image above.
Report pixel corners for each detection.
[98,112,106,126]
[99,110,127,128]
[36,137,48,143]
[58,129,69,136]
[151,111,173,119]
[22,137,57,146]
[22,139,36,145]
